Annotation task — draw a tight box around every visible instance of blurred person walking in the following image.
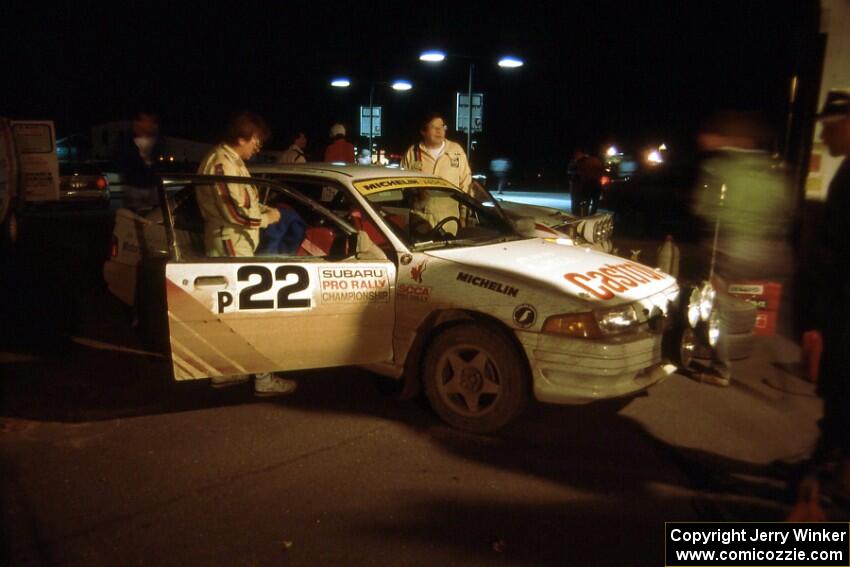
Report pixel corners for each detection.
[196,111,296,396]
[324,123,355,163]
[692,111,794,386]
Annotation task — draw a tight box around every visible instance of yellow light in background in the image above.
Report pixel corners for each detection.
[646,149,663,164]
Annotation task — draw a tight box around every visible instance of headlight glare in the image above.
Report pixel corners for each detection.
[708,309,721,347]
[687,287,701,328]
[699,283,716,322]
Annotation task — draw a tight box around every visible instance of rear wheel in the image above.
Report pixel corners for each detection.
[423,323,528,433]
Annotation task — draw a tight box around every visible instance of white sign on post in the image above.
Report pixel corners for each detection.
[455,93,484,133]
[359,106,382,137]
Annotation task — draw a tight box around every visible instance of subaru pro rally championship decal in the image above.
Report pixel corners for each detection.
[318,267,389,303]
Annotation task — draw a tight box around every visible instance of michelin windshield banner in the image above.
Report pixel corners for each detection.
[665,522,849,566]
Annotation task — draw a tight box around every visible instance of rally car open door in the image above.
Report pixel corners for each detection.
[160,175,396,380]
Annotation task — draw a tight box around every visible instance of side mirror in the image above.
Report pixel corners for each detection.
[512,217,537,237]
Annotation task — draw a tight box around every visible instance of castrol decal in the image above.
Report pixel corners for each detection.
[564,261,667,300]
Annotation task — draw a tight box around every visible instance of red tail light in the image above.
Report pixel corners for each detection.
[96,176,108,190]
[601,176,611,186]
[111,235,119,258]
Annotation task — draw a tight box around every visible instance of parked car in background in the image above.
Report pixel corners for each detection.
[58,162,110,206]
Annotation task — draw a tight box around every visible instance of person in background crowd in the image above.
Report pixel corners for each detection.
[115,110,165,210]
[357,148,372,165]
[802,88,850,505]
[278,129,307,163]
[195,111,296,397]
[568,149,604,216]
[692,111,794,387]
[324,123,355,163]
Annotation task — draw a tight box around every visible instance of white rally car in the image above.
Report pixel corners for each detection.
[104,165,678,432]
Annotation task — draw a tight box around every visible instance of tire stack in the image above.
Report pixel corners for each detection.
[714,292,757,360]
[727,281,782,337]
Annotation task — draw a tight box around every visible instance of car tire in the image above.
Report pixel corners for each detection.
[422,322,528,433]
[716,293,757,335]
[716,330,755,361]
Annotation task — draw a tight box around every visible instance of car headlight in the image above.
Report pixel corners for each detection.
[543,312,601,339]
[543,305,640,339]
[596,305,640,335]
[707,309,721,347]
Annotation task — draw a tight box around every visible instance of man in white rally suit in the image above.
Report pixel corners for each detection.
[197,122,280,256]
[401,112,472,236]
[195,112,295,396]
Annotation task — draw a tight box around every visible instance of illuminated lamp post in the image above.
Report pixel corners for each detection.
[330,77,413,159]
[419,50,524,157]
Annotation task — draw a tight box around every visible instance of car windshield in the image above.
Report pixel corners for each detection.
[358,182,523,251]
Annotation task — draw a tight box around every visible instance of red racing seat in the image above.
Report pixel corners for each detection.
[297,226,336,256]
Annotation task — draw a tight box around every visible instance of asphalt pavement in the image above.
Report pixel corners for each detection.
[0,203,841,567]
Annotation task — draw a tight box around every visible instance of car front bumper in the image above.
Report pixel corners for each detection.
[518,330,675,404]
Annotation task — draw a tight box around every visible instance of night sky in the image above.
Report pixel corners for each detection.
[1,1,820,173]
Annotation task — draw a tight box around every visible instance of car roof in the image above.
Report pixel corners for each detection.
[248,163,440,183]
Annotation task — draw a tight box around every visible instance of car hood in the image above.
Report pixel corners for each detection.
[497,200,572,224]
[424,238,676,305]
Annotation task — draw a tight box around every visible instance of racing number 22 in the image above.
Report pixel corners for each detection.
[217,266,311,313]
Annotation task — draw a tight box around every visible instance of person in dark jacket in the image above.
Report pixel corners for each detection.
[806,88,850,503]
[114,111,165,210]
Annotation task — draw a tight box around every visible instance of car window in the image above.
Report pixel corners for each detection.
[359,183,521,250]
[256,175,397,256]
[166,178,356,262]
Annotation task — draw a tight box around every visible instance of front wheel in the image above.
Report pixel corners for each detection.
[423,323,528,433]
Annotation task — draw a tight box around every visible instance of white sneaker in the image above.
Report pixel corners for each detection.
[254,373,297,397]
[211,374,250,388]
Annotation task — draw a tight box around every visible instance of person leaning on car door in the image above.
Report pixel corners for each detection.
[195,112,296,396]
[197,112,281,256]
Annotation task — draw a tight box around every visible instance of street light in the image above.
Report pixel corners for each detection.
[330,77,413,158]
[419,50,524,156]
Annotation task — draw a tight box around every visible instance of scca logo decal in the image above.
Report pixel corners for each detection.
[564,261,666,300]
[513,304,537,328]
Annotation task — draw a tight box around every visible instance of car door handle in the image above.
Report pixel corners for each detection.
[194,276,228,288]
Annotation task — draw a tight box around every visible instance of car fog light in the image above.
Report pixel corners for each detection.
[699,282,716,322]
[708,309,721,347]
[687,287,701,328]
